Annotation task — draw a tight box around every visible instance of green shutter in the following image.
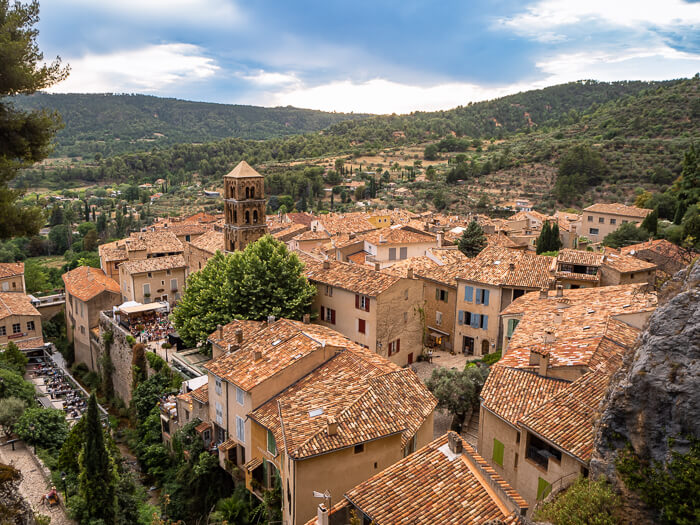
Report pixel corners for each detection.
[267,429,277,455]
[537,477,552,500]
[493,439,504,466]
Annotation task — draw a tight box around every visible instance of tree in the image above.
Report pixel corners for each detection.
[173,235,316,347]
[424,143,438,161]
[49,204,64,226]
[0,397,26,437]
[554,145,607,203]
[458,220,487,257]
[426,366,488,431]
[15,406,68,451]
[0,368,35,405]
[82,228,98,251]
[432,192,447,210]
[48,223,70,254]
[536,221,562,254]
[0,342,28,374]
[0,0,69,239]
[641,208,658,236]
[78,394,117,524]
[602,222,650,248]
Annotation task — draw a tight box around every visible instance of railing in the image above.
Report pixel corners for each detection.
[541,471,582,501]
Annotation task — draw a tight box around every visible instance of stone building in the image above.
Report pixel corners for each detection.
[223,161,268,252]
[0,263,25,293]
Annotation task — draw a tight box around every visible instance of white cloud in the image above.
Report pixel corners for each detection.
[47,44,219,94]
[238,70,300,87]
[500,0,700,35]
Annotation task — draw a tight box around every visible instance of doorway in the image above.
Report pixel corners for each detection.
[481,339,490,355]
[462,336,474,355]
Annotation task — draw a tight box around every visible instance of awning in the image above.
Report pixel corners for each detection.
[118,302,169,315]
[219,438,237,452]
[428,326,450,337]
[244,457,263,472]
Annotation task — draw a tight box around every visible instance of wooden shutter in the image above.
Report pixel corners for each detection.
[320,308,325,321]
[365,297,370,312]
[330,309,336,324]
[396,339,400,353]
[355,294,359,309]
[475,288,482,305]
[458,310,464,324]
[483,289,490,306]
[435,288,440,300]
[464,286,473,302]
[493,439,504,466]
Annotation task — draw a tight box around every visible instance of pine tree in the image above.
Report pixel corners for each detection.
[641,208,658,236]
[458,221,487,257]
[78,394,117,524]
[549,222,562,251]
[536,222,551,254]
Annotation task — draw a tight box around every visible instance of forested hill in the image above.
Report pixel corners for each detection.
[12,93,369,157]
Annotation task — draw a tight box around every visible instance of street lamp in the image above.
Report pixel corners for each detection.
[28,423,36,454]
[61,471,68,505]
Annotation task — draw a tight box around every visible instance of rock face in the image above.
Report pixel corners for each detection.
[591,261,700,474]
[0,464,36,525]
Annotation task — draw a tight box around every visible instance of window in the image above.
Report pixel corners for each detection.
[1,282,7,291]
[143,283,151,296]
[321,307,336,324]
[436,311,442,326]
[458,310,472,326]
[166,269,171,275]
[215,378,222,396]
[622,220,628,224]
[388,247,397,260]
[80,326,86,335]
[0,326,5,336]
[12,323,20,334]
[464,285,474,302]
[403,311,408,323]
[354,443,365,454]
[507,318,520,338]
[587,215,593,222]
[493,439,504,466]
[161,280,165,286]
[27,320,35,332]
[598,217,605,223]
[537,477,552,500]
[236,386,245,405]
[171,278,178,291]
[610,218,616,225]
[527,434,562,469]
[324,285,333,297]
[480,315,488,330]
[399,247,408,260]
[388,339,400,356]
[267,429,277,455]
[475,288,490,305]
[236,416,245,443]
[355,294,370,312]
[358,319,366,334]
[589,228,599,235]
[435,289,448,302]
[215,401,223,425]
[147,272,152,278]
[515,453,519,469]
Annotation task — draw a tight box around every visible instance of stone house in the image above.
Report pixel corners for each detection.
[581,203,651,243]
[118,255,187,307]
[184,230,224,274]
[0,292,43,352]
[0,263,25,293]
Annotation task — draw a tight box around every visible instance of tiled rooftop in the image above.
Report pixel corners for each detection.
[381,255,441,278]
[620,239,696,264]
[224,160,263,179]
[556,249,604,267]
[207,319,264,348]
[189,230,224,255]
[250,348,436,459]
[341,433,527,525]
[300,254,402,296]
[583,202,651,218]
[62,266,120,302]
[314,213,376,236]
[0,263,24,279]
[362,226,436,246]
[457,246,554,289]
[191,383,209,404]
[602,250,657,273]
[0,292,40,320]
[119,255,187,275]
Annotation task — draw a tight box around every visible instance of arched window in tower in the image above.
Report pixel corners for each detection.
[250,186,255,199]
[245,210,250,224]
[245,187,250,199]
[253,210,258,224]
[233,210,237,223]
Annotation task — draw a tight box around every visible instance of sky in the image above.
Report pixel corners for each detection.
[38,0,700,114]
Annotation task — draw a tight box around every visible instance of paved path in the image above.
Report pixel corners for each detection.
[0,441,76,525]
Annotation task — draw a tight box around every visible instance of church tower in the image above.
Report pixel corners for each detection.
[223,161,267,252]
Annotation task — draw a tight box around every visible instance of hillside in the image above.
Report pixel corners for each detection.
[12,93,369,157]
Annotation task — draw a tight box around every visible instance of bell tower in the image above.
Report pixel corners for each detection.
[223,161,268,252]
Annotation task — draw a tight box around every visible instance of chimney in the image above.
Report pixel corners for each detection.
[316,504,329,525]
[374,262,381,271]
[406,267,414,279]
[379,234,386,243]
[234,328,243,344]
[556,284,563,297]
[267,315,276,324]
[437,232,443,248]
[539,288,548,299]
[322,260,331,269]
[538,353,550,377]
[253,350,263,362]
[509,262,515,271]
[447,431,463,454]
[303,313,310,324]
[349,232,356,240]
[327,416,338,436]
[217,324,223,340]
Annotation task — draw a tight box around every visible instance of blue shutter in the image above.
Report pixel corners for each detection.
[471,314,479,328]
[458,310,464,324]
[483,289,490,306]
[465,286,473,302]
[475,288,481,305]
[482,315,488,330]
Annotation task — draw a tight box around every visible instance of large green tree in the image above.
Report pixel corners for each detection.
[536,221,562,254]
[457,220,487,257]
[0,0,69,238]
[172,235,316,347]
[78,394,117,524]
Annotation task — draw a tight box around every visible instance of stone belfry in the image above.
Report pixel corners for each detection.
[223,161,268,252]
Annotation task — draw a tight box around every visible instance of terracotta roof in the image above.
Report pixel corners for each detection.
[314,213,376,236]
[602,251,657,273]
[207,319,264,348]
[553,270,600,282]
[294,229,331,242]
[127,231,183,254]
[457,246,554,289]
[362,226,436,246]
[183,212,220,224]
[0,293,40,320]
[583,203,651,218]
[346,251,368,265]
[0,263,23,279]
[301,255,402,296]
[271,223,308,242]
[119,255,186,275]
[224,160,263,179]
[189,231,224,255]
[481,367,570,427]
[620,239,696,264]
[191,384,209,404]
[556,249,604,267]
[342,433,527,525]
[195,421,211,433]
[251,349,436,459]
[417,261,470,287]
[12,336,45,350]
[381,255,441,278]
[427,248,470,265]
[158,223,209,236]
[285,212,314,227]
[205,319,357,390]
[485,233,523,249]
[98,242,127,262]
[62,266,120,302]
[508,210,547,223]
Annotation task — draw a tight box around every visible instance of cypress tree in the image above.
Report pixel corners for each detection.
[458,220,487,257]
[536,222,551,254]
[641,208,658,236]
[78,394,117,524]
[549,222,562,251]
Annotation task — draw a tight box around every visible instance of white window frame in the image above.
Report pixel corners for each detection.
[236,386,245,405]
[436,311,443,326]
[215,401,223,426]
[236,415,245,443]
[215,377,222,396]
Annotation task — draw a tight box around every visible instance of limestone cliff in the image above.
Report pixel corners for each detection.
[590,261,699,521]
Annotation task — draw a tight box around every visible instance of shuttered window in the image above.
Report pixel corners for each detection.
[493,439,504,466]
[464,286,474,302]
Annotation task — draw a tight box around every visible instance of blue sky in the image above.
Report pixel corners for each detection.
[39,0,700,113]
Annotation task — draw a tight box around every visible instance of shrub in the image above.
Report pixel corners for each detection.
[15,407,69,452]
[481,351,502,366]
[534,476,621,525]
